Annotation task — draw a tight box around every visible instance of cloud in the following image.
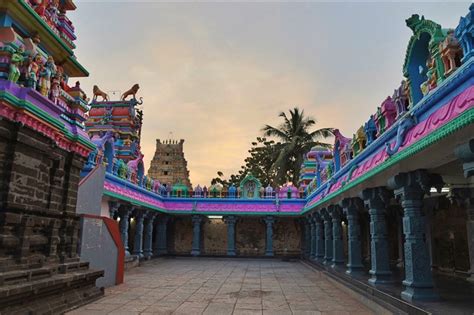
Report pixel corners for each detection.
[70,2,471,186]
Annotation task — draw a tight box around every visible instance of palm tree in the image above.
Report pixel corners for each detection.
[262,107,333,185]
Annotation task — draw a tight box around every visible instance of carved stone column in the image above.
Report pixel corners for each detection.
[191,215,203,256]
[361,187,393,285]
[108,201,120,219]
[454,139,474,282]
[264,216,275,256]
[224,216,237,256]
[454,139,474,178]
[118,206,132,256]
[143,212,156,259]
[321,209,333,265]
[154,216,169,256]
[341,197,364,275]
[304,219,311,257]
[450,188,474,282]
[328,205,344,267]
[309,215,316,259]
[388,169,442,301]
[314,212,325,261]
[132,210,145,258]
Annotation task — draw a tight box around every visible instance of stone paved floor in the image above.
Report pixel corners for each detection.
[68,258,376,315]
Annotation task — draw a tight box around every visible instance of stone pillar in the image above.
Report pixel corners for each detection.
[321,209,333,265]
[143,212,156,259]
[450,188,474,282]
[304,219,311,257]
[108,201,120,219]
[454,139,474,282]
[328,205,344,267]
[396,209,404,267]
[224,216,237,256]
[191,215,203,256]
[314,212,325,261]
[132,210,145,258]
[361,187,393,285]
[388,170,442,301]
[264,216,275,256]
[119,207,132,256]
[154,216,169,256]
[341,197,364,275]
[309,215,316,259]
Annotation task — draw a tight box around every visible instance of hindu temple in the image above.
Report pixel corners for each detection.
[0,1,474,314]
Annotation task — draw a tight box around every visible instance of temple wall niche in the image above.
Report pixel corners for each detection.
[202,219,227,255]
[236,218,265,256]
[273,218,301,255]
[172,217,193,254]
[431,197,469,272]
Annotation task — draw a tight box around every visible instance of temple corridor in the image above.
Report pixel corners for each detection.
[67,258,378,315]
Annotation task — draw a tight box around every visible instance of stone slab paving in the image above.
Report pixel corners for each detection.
[68,258,376,315]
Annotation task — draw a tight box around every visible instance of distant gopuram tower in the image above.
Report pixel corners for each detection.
[148,139,192,189]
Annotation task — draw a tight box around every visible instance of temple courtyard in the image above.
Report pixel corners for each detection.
[67,258,378,315]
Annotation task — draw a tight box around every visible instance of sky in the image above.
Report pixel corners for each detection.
[69,1,471,186]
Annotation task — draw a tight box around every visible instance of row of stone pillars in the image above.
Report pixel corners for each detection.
[191,215,276,256]
[107,207,279,258]
[109,203,170,259]
[304,169,445,302]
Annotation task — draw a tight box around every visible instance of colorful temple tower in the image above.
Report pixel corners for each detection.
[298,146,320,192]
[0,0,103,312]
[148,139,192,189]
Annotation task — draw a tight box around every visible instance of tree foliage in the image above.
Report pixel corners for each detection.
[211,107,332,187]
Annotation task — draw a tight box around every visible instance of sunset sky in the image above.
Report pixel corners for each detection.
[70,1,470,186]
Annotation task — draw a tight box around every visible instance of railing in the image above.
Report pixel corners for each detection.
[84,153,306,200]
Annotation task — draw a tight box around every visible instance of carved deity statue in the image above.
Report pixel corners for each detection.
[26,54,42,89]
[50,75,61,104]
[426,56,438,91]
[8,46,25,83]
[48,0,60,25]
[38,56,56,96]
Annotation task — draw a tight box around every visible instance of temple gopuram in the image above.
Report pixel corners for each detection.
[148,139,192,190]
[1,1,474,314]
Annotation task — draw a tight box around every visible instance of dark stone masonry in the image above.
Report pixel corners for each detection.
[0,119,103,314]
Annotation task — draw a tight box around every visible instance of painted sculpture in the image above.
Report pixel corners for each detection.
[375,96,397,136]
[455,4,474,63]
[351,126,366,157]
[8,45,25,83]
[93,85,110,102]
[393,80,410,118]
[333,129,352,171]
[239,173,262,199]
[364,116,377,146]
[121,83,140,101]
[440,30,463,77]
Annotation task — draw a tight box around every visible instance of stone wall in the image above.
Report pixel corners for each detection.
[273,218,301,256]
[0,119,103,313]
[202,218,227,255]
[431,196,470,272]
[172,217,193,254]
[236,218,266,256]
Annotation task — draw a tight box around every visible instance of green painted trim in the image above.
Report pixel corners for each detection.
[0,89,95,150]
[68,56,89,77]
[303,107,474,213]
[19,0,73,55]
[104,191,167,213]
[169,211,300,216]
[104,191,300,216]
[16,0,89,77]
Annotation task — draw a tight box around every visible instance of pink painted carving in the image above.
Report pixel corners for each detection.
[307,85,474,208]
